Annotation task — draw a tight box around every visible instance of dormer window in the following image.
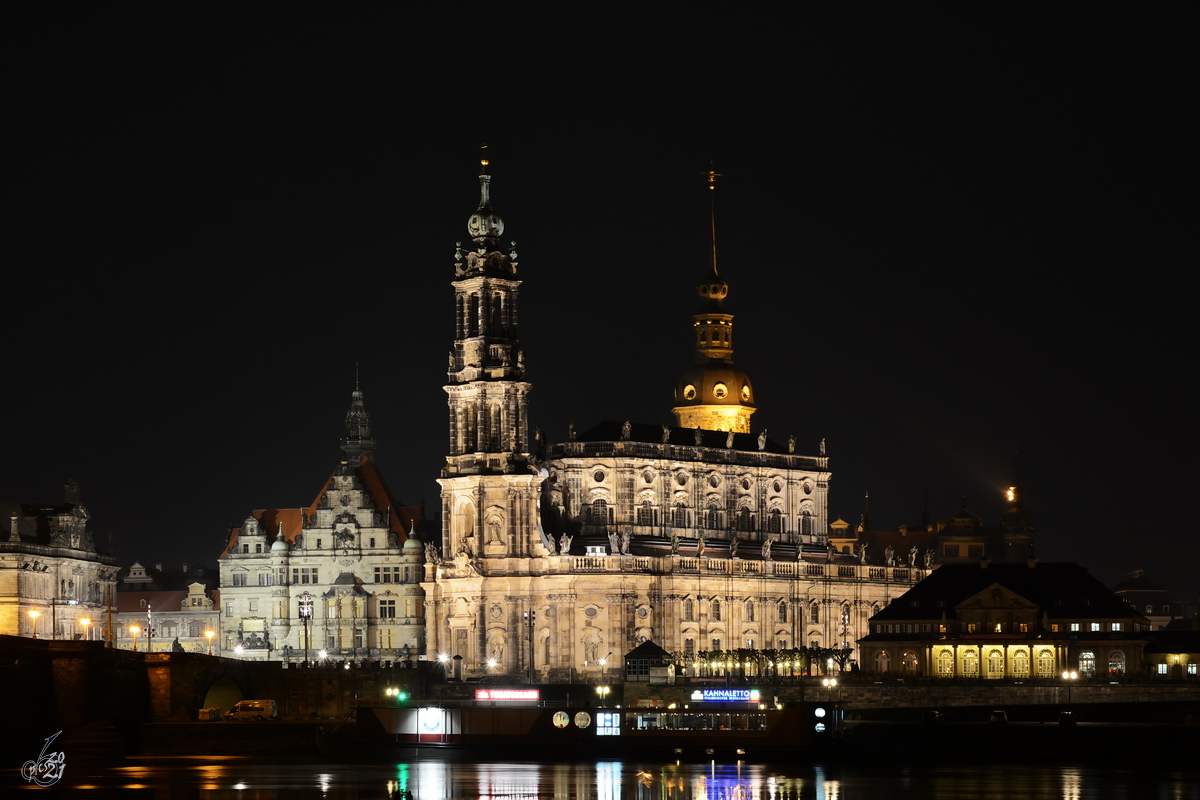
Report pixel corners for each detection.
[255,543,262,553]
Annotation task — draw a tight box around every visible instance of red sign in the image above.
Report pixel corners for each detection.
[475,689,540,701]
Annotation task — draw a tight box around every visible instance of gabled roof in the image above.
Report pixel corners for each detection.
[624,640,672,661]
[221,456,419,557]
[871,562,1148,623]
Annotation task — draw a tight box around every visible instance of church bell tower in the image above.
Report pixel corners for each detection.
[438,150,546,565]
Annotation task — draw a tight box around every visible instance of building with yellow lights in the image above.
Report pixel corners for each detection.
[421,162,932,682]
[857,560,1151,679]
[0,483,118,641]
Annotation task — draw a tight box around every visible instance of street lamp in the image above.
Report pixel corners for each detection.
[130,624,140,651]
[205,630,215,656]
[28,610,40,639]
[595,685,611,707]
[234,644,244,657]
[80,618,91,641]
[1062,670,1078,707]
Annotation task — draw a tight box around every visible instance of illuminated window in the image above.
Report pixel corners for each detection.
[994,623,1003,633]
[1090,623,1101,632]
[937,651,953,675]
[1108,650,1126,674]
[1111,623,1121,632]
[1037,649,1055,677]
[1018,623,1029,633]
[961,651,978,676]
[1079,651,1096,677]
[1146,604,1153,613]
[987,650,1004,679]
[939,624,946,633]
[967,623,977,633]
[1012,649,1029,677]
[1189,663,1197,676]
[1050,624,1059,632]
[902,651,918,674]
[875,651,890,673]
[1070,623,1080,632]
[1157,663,1168,675]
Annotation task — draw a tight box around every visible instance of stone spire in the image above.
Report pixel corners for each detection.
[340,375,377,461]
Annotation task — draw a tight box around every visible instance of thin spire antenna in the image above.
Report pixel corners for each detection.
[355,362,360,391]
[704,163,721,276]
[480,142,489,173]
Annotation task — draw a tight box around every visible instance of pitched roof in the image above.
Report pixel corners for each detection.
[116,589,190,613]
[871,562,1148,622]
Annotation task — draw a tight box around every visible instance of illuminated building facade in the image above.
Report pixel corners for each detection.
[858,561,1151,679]
[218,387,426,664]
[422,162,931,682]
[0,482,118,641]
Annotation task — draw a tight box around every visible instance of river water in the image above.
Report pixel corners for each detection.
[18,753,1200,799]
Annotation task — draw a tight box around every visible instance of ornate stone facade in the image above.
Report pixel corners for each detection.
[218,386,425,665]
[0,482,118,641]
[422,162,931,682]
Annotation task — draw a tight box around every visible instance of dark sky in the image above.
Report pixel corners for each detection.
[7,16,1196,601]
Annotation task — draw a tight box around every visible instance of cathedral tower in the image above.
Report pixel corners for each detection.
[438,152,546,563]
[672,169,756,433]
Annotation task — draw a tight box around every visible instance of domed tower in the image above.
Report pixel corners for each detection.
[672,169,756,433]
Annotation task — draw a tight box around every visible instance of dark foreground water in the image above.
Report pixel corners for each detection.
[11,754,1200,799]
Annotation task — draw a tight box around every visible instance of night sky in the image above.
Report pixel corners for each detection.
[7,17,1195,601]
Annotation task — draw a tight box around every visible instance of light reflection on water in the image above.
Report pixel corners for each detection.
[22,756,1200,798]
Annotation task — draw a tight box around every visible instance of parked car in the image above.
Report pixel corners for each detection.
[225,700,278,721]
[988,710,1008,725]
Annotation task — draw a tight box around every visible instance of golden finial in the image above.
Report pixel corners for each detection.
[703,162,721,275]
[704,164,721,190]
[480,142,489,170]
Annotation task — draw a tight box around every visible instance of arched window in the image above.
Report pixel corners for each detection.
[778,601,788,623]
[811,604,820,623]
[1108,650,1126,674]
[767,509,782,533]
[961,650,979,676]
[706,508,721,529]
[937,651,954,676]
[673,505,689,528]
[684,599,694,621]
[738,508,752,532]
[801,511,813,537]
[987,649,1005,678]
[1036,649,1055,678]
[712,600,721,621]
[746,601,755,622]
[637,502,654,527]
[1079,650,1096,677]
[590,499,611,526]
[1012,649,1030,677]
[902,651,918,674]
[841,605,850,628]
[875,651,890,673]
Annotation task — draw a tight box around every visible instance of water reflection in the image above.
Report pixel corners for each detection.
[24,755,1200,798]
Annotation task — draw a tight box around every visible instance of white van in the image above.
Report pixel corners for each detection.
[225,700,278,721]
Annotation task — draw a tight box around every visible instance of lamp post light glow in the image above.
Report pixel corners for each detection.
[595,685,611,707]
[205,630,214,656]
[234,644,243,657]
[130,625,140,651]
[28,610,40,639]
[1062,669,1078,707]
[80,618,91,641]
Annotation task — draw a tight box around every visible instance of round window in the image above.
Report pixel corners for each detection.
[713,383,728,399]
[575,712,592,729]
[708,474,720,488]
[683,384,697,400]
[773,480,782,493]
[741,384,750,401]
[553,711,570,728]
[803,482,813,495]
[742,478,751,491]
[584,607,598,618]
[637,607,648,618]
[593,470,605,482]
[675,473,688,486]
[642,470,654,484]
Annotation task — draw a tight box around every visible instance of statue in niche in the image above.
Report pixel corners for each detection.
[448,351,455,370]
[608,531,620,555]
[730,538,739,559]
[488,634,504,663]
[696,534,706,559]
[858,543,868,564]
[558,533,572,555]
[726,431,735,449]
[758,430,768,451]
[694,426,702,445]
[621,421,631,440]
[885,546,895,566]
[820,438,826,456]
[568,422,576,441]
[517,350,525,370]
[671,532,681,555]
[788,435,796,454]
[619,531,631,555]
[762,539,772,560]
[584,637,600,664]
[486,519,502,544]
[909,546,918,566]
[662,424,670,444]
[924,550,933,569]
